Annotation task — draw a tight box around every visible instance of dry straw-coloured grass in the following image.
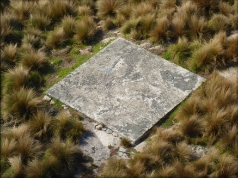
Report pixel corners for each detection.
[1,43,18,70]
[28,13,51,31]
[3,88,41,121]
[28,111,52,139]
[3,66,30,96]
[46,27,66,49]
[20,48,47,71]
[61,16,76,38]
[150,16,171,42]
[97,0,123,18]
[51,111,85,143]
[74,16,97,42]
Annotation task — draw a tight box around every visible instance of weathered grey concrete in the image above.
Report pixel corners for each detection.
[46,38,205,144]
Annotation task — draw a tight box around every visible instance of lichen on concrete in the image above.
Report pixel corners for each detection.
[46,37,205,144]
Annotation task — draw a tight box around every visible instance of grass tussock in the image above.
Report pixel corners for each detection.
[150,17,171,43]
[52,111,85,143]
[20,48,47,71]
[97,0,123,18]
[3,66,29,94]
[28,13,51,31]
[28,111,52,140]
[74,16,97,43]
[1,43,18,71]
[3,88,41,121]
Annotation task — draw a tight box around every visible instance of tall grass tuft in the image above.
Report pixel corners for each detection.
[3,156,24,178]
[208,14,230,33]
[3,66,30,94]
[45,0,75,20]
[77,5,92,16]
[52,111,85,143]
[96,0,123,18]
[20,48,47,71]
[188,32,225,72]
[46,27,66,49]
[1,43,18,71]
[3,88,41,121]
[25,158,45,178]
[61,16,76,38]
[180,114,204,137]
[42,138,82,176]
[15,134,42,164]
[28,111,52,140]
[101,157,127,177]
[10,1,30,22]
[1,138,17,158]
[74,16,97,43]
[28,13,51,31]
[150,17,171,43]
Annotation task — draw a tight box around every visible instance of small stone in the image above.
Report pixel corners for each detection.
[139,42,152,49]
[101,37,115,44]
[148,45,165,54]
[50,100,55,105]
[80,46,93,55]
[106,129,113,134]
[95,124,103,130]
[63,106,69,109]
[43,95,51,101]
[102,127,107,131]
[112,132,118,137]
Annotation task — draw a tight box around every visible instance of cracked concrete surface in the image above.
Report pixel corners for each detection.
[46,37,205,144]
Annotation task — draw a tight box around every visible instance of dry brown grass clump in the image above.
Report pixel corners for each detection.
[97,0,123,18]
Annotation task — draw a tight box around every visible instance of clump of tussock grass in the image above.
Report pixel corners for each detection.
[3,88,41,121]
[208,14,231,33]
[131,2,155,18]
[9,0,30,22]
[20,48,47,71]
[224,35,238,62]
[96,0,123,18]
[45,0,76,21]
[121,14,155,40]
[101,157,127,177]
[15,134,42,164]
[154,128,184,145]
[187,14,208,40]
[174,142,194,162]
[74,16,97,43]
[209,153,238,177]
[28,13,51,31]
[1,138,17,158]
[22,34,41,49]
[188,32,225,72]
[45,27,66,49]
[3,156,24,178]
[150,16,171,43]
[218,1,234,16]
[3,66,30,94]
[61,16,76,38]
[103,17,117,31]
[42,138,83,177]
[115,3,131,26]
[220,125,237,149]
[28,111,52,140]
[25,158,45,178]
[77,5,92,16]
[51,111,85,143]
[2,124,29,140]
[1,43,18,71]
[179,114,205,138]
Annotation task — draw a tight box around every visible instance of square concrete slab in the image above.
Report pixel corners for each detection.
[46,38,205,144]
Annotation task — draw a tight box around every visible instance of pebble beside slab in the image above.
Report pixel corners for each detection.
[46,38,205,144]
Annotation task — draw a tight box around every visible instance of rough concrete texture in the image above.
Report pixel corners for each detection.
[46,37,205,144]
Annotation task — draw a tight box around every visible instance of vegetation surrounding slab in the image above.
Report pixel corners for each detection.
[1,0,237,177]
